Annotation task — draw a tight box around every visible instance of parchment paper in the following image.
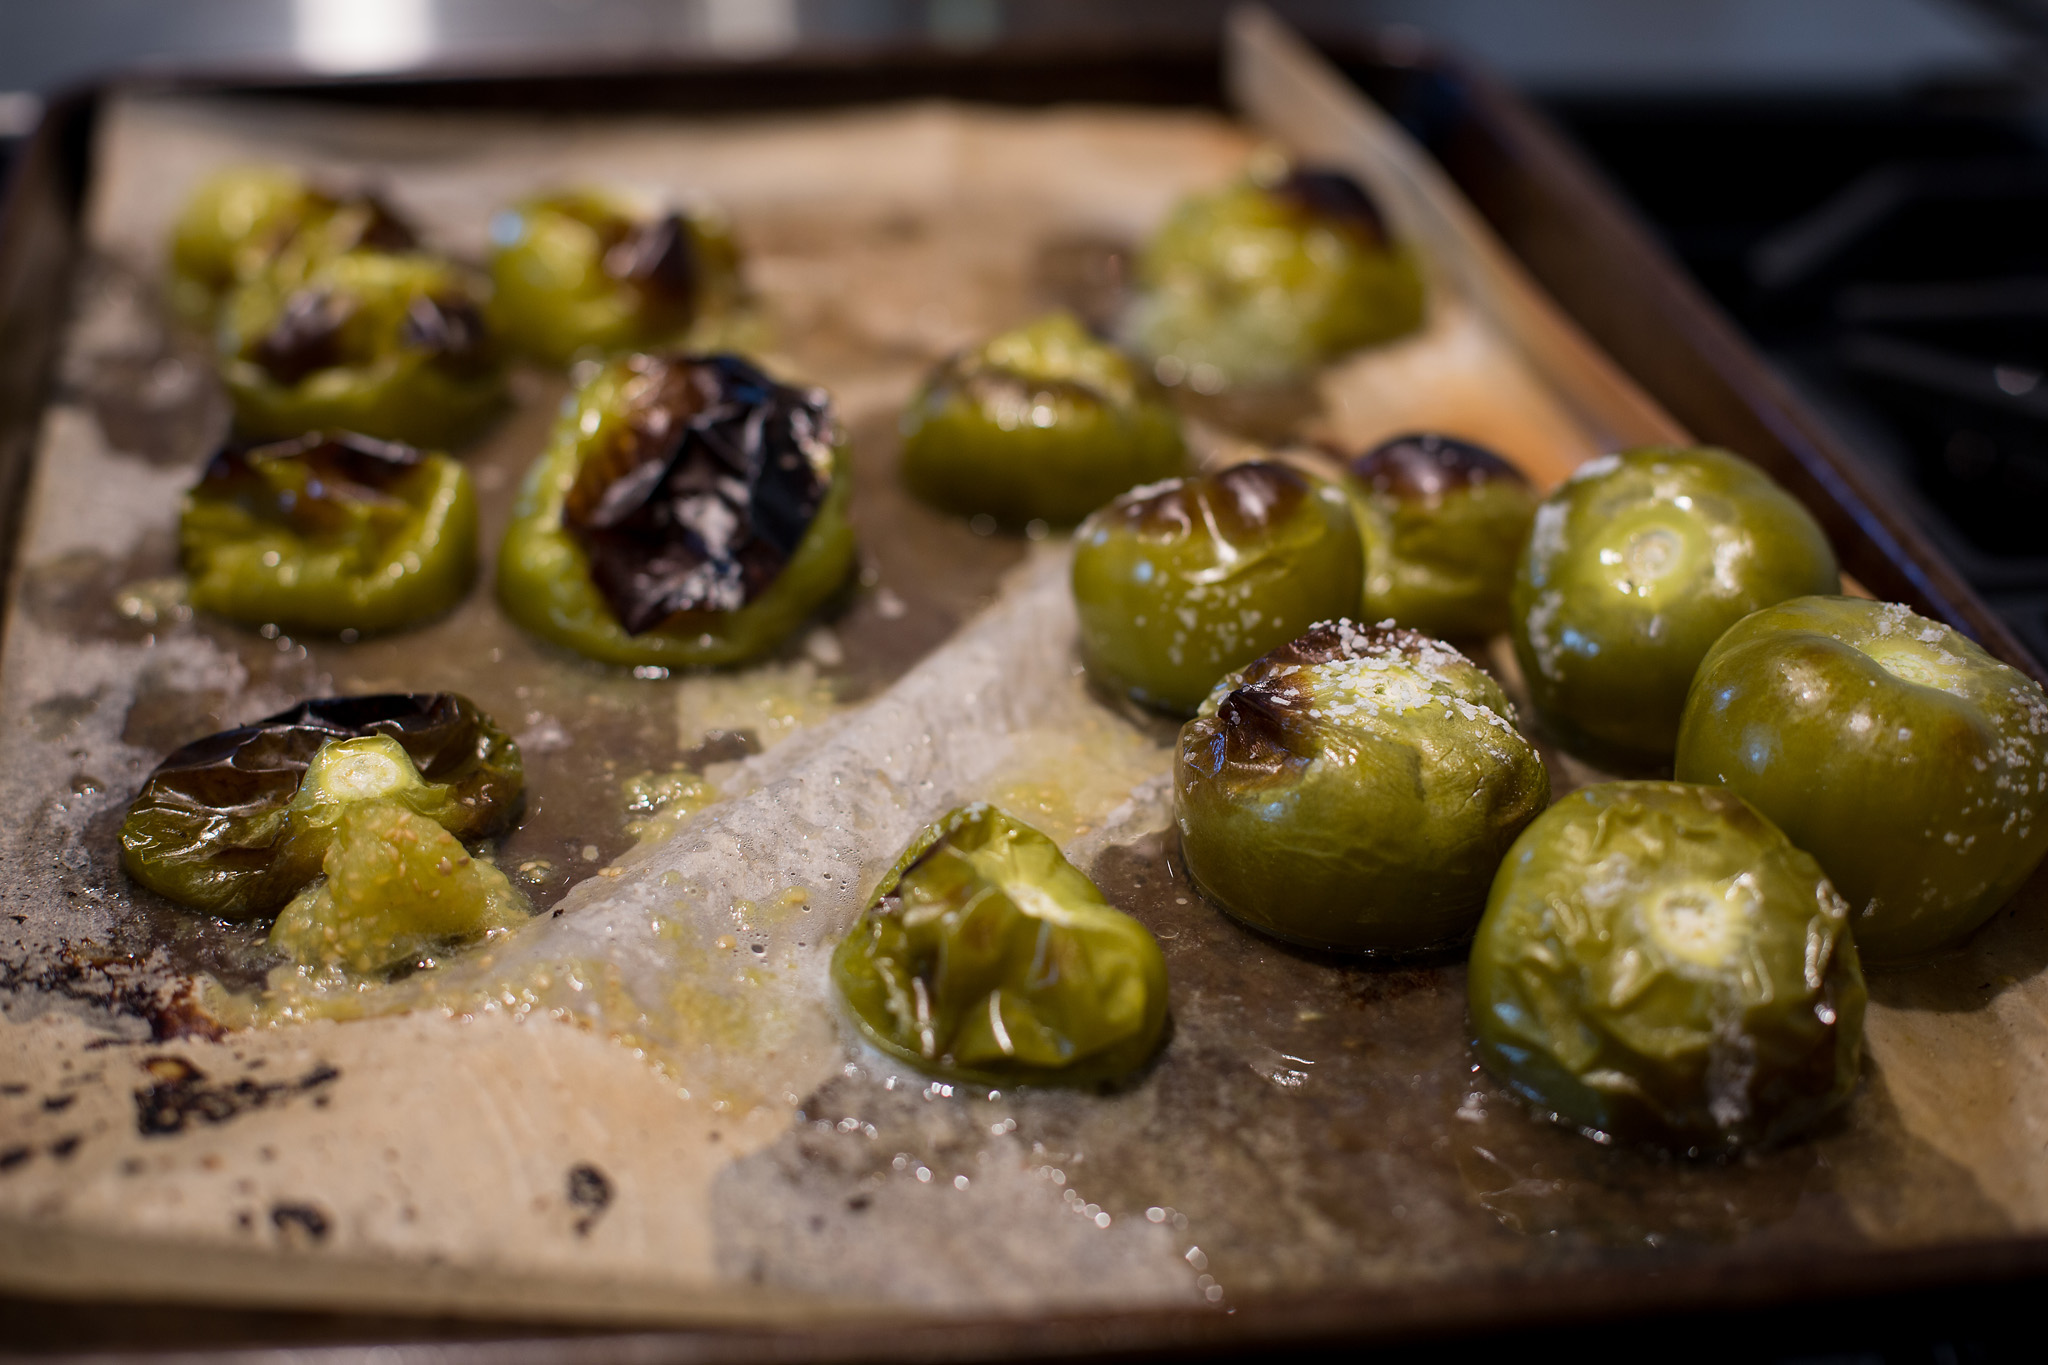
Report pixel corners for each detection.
[3,12,2044,1327]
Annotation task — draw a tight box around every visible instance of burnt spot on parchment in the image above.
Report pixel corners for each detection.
[568,1162,614,1236]
[133,1055,339,1137]
[271,1201,331,1247]
[0,945,230,1042]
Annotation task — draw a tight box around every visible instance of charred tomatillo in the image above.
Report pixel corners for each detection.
[1177,620,1548,953]
[900,312,1185,527]
[1072,461,1364,716]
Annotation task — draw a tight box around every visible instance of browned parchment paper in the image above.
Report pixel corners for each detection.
[3,11,2044,1327]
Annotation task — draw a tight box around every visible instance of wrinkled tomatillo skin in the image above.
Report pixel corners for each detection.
[180,432,477,636]
[1177,621,1548,953]
[219,249,506,450]
[832,804,1169,1085]
[1128,165,1425,388]
[168,165,417,326]
[1677,596,2048,961]
[120,693,523,919]
[487,190,745,366]
[1511,447,1838,765]
[900,312,1185,527]
[497,351,856,668]
[1072,462,1364,716]
[1345,432,1537,639]
[1469,782,1865,1152]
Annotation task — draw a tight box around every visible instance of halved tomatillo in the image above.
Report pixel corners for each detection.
[497,351,856,668]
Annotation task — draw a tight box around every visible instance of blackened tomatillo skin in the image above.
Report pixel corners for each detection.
[1345,432,1536,639]
[1469,781,1865,1152]
[899,312,1185,527]
[1676,596,2048,961]
[1072,461,1364,716]
[180,432,477,635]
[1510,446,1839,766]
[1127,163,1425,389]
[497,351,856,667]
[218,249,506,450]
[487,190,745,366]
[119,693,523,919]
[168,166,418,326]
[1176,620,1548,953]
[831,804,1168,1085]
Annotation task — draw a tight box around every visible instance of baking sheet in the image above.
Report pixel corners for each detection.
[3,12,2046,1327]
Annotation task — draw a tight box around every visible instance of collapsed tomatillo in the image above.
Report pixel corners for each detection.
[1469,781,1866,1151]
[832,804,1169,1085]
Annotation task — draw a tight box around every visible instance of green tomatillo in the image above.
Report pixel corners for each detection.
[168,165,418,326]
[1126,164,1425,390]
[487,189,745,365]
[496,351,856,668]
[120,694,523,919]
[269,798,529,976]
[1345,431,1537,639]
[899,311,1185,527]
[1072,461,1365,716]
[218,248,506,449]
[1177,620,1549,953]
[1511,446,1839,766]
[1469,781,1866,1151]
[1676,596,2048,961]
[180,431,476,636]
[832,804,1169,1085]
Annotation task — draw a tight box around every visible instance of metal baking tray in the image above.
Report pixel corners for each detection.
[2,11,2044,1359]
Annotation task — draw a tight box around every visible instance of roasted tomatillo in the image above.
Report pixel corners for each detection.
[1177,621,1548,953]
[1677,596,2048,961]
[488,189,745,365]
[180,432,476,635]
[833,804,1168,1085]
[218,248,505,449]
[120,694,522,919]
[1127,164,1424,389]
[1345,432,1536,639]
[900,312,1185,526]
[497,351,856,668]
[269,799,528,976]
[1469,781,1865,1151]
[1511,446,1838,765]
[168,165,417,325]
[1072,461,1364,716]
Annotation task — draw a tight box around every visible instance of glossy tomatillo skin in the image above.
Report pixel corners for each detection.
[180,433,477,636]
[487,190,745,366]
[1127,166,1425,388]
[832,804,1169,1085]
[900,312,1185,527]
[1676,596,2048,961]
[496,352,856,668]
[1511,446,1839,765]
[1176,621,1548,953]
[1345,432,1537,639]
[1469,781,1865,1151]
[1072,462,1364,716]
[119,694,523,919]
[219,249,506,449]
